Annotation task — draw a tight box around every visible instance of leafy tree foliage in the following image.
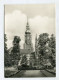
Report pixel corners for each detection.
[38,33,56,67]
[4,34,11,66]
[38,33,49,56]
[4,34,7,53]
[49,34,56,55]
[38,33,49,46]
[30,52,36,66]
[49,34,56,67]
[12,36,21,53]
[21,55,27,65]
[10,36,21,65]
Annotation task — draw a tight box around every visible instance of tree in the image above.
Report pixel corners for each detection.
[38,33,49,46]
[4,34,8,53]
[30,52,36,67]
[11,36,21,65]
[38,33,56,67]
[49,34,56,55]
[38,33,49,56]
[49,34,56,67]
[4,34,11,66]
[38,33,52,66]
[12,36,21,53]
[21,55,27,65]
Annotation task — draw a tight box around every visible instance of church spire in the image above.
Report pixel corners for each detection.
[26,17,30,33]
[24,16,33,53]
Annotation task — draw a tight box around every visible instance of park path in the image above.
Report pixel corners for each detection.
[10,70,55,77]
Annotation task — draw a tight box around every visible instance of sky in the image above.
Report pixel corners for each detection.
[5,4,55,50]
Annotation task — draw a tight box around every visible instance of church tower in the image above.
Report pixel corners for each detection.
[24,18,33,53]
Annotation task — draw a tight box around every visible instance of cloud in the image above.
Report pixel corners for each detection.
[29,16,55,35]
[5,10,27,49]
[5,10,55,50]
[5,10,27,35]
[5,4,55,18]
